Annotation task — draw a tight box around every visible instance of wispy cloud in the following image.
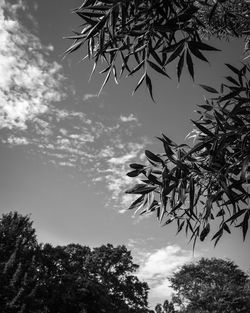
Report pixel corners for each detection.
[0,0,65,130]
[96,139,151,211]
[83,93,98,101]
[0,0,150,212]
[120,114,138,123]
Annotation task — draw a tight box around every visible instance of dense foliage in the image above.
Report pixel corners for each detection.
[169,258,250,312]
[0,212,150,313]
[125,65,250,247]
[66,0,250,245]
[65,0,250,97]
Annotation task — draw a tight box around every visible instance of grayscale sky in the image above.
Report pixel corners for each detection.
[0,0,249,308]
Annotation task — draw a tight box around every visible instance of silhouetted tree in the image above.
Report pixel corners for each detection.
[170,258,250,312]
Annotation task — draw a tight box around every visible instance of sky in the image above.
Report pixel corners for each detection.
[0,0,249,308]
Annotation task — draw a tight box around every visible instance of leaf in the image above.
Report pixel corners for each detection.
[192,121,214,137]
[225,63,240,75]
[145,150,163,164]
[146,74,154,101]
[128,60,145,76]
[212,227,223,246]
[177,51,185,82]
[219,90,241,102]
[150,47,164,66]
[242,211,250,241]
[189,177,194,213]
[191,41,220,52]
[200,223,210,241]
[127,195,144,210]
[64,40,84,55]
[129,163,145,170]
[199,84,219,94]
[132,72,146,95]
[225,209,247,224]
[225,76,240,86]
[188,43,208,62]
[86,13,109,40]
[176,220,185,235]
[166,41,185,65]
[127,170,140,177]
[184,139,213,159]
[125,184,157,195]
[147,60,170,78]
[209,2,218,23]
[223,223,231,234]
[186,50,194,81]
[98,67,112,96]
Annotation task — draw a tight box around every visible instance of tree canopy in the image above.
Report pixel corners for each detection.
[169,257,250,312]
[0,212,150,313]
[66,0,250,246]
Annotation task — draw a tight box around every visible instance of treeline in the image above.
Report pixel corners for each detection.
[0,211,151,313]
[1,211,250,313]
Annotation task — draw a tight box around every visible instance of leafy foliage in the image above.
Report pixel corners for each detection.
[65,1,250,244]
[125,64,250,246]
[169,258,250,312]
[65,0,250,98]
[0,212,41,313]
[155,300,175,313]
[0,212,151,313]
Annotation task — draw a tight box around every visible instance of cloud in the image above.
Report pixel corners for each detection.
[136,245,198,307]
[83,93,98,101]
[97,140,151,211]
[120,114,138,123]
[0,0,150,212]
[0,0,65,130]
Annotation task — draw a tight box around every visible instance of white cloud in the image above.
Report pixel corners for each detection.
[4,135,30,145]
[83,93,98,101]
[120,114,138,123]
[0,1,150,212]
[99,140,150,211]
[137,245,198,307]
[0,0,65,130]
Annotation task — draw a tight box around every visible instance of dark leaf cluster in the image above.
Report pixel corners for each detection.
[126,64,250,247]
[65,0,249,99]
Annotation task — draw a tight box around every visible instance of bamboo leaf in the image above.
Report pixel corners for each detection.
[192,121,215,137]
[166,41,185,65]
[200,223,210,241]
[127,195,144,210]
[186,50,194,81]
[188,44,208,62]
[132,72,146,95]
[242,211,250,241]
[146,74,154,102]
[177,51,185,82]
[147,60,170,78]
[125,184,157,195]
[98,67,112,96]
[199,84,219,94]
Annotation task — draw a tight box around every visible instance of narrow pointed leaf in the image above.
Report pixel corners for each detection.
[199,84,218,94]
[147,60,170,78]
[177,51,185,82]
[132,72,146,95]
[146,74,154,101]
[186,50,194,81]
